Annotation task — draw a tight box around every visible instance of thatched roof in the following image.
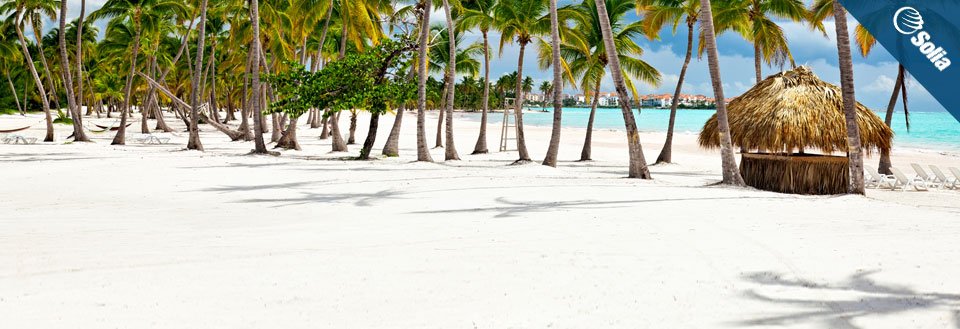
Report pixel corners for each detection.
[699,66,893,154]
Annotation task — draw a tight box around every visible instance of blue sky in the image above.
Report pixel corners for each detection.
[60,0,945,113]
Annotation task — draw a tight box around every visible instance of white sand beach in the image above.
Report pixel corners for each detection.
[2,112,959,328]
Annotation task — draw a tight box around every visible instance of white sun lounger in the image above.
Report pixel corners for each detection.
[911,163,944,188]
[929,165,957,190]
[864,165,896,189]
[889,167,929,191]
[2,134,38,145]
[135,134,171,145]
[950,167,960,189]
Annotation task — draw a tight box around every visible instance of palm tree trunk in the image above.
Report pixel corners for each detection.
[316,0,335,71]
[16,19,53,141]
[347,111,357,144]
[416,0,434,162]
[435,84,445,148]
[513,41,532,162]
[472,30,491,155]
[753,43,762,84]
[594,0,653,179]
[6,72,23,115]
[580,80,602,161]
[359,112,382,160]
[250,0,269,154]
[833,3,865,194]
[320,113,330,139]
[656,22,695,165]
[76,0,86,112]
[441,0,460,161]
[111,24,143,145]
[700,0,744,185]
[188,0,209,151]
[330,111,348,151]
[382,107,404,156]
[878,64,905,175]
[32,17,61,114]
[59,0,88,142]
[542,0,563,167]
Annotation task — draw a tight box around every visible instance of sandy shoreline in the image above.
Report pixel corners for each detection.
[2,111,959,328]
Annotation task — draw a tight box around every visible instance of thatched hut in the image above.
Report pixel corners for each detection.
[699,66,893,195]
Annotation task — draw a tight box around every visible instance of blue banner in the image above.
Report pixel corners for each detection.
[839,0,960,123]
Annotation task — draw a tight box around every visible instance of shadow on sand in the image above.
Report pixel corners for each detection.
[736,270,960,328]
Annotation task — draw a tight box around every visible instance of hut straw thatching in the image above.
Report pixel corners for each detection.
[740,153,849,195]
[699,66,893,155]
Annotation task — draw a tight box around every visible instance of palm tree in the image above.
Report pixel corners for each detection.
[640,0,700,164]
[541,0,563,167]
[440,0,460,161]
[416,0,434,162]
[427,22,481,149]
[0,24,24,115]
[250,0,269,154]
[593,0,654,178]
[57,0,89,141]
[187,0,209,151]
[7,6,54,141]
[561,0,660,162]
[494,0,553,163]
[460,0,496,154]
[831,2,864,194]
[699,0,744,185]
[538,81,552,111]
[90,0,188,145]
[810,0,906,176]
[712,0,806,83]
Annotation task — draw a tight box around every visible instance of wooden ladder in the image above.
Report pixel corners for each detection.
[499,98,516,152]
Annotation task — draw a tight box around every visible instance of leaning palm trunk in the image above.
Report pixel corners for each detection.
[276,115,302,150]
[113,25,143,145]
[513,42,532,163]
[416,0,434,162]
[580,80,602,161]
[699,0,744,185]
[6,73,23,115]
[878,64,906,175]
[832,3,865,194]
[14,15,53,142]
[542,0,563,167]
[188,0,210,151]
[31,17,61,114]
[382,107,404,156]
[442,0,460,161]
[472,30,491,155]
[329,112,348,151]
[59,0,88,142]
[656,21,695,164]
[595,0,651,178]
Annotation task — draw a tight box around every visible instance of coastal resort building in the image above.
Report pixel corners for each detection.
[698,66,894,195]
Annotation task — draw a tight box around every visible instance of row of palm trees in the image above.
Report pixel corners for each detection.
[0,0,885,193]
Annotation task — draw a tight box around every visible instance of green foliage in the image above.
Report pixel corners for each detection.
[267,37,418,118]
[53,110,73,125]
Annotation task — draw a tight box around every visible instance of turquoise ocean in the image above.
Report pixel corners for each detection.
[474,108,960,152]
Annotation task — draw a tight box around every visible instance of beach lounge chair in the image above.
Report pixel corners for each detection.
[864,166,896,189]
[135,134,171,145]
[929,165,958,189]
[911,163,943,188]
[889,167,929,191]
[1,134,38,145]
[950,167,960,189]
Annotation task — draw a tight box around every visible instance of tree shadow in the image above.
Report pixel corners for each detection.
[736,270,960,328]
[410,195,792,218]
[234,189,405,208]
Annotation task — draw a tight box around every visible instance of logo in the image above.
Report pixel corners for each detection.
[894,7,924,35]
[894,6,951,71]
